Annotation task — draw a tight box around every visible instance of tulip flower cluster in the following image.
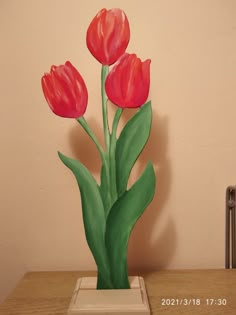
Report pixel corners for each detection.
[41,8,155,290]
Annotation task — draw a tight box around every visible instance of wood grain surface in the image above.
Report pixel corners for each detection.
[0,269,235,315]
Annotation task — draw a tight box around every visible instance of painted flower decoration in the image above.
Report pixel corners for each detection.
[105,53,151,108]
[41,61,88,118]
[41,8,155,291]
[86,8,130,65]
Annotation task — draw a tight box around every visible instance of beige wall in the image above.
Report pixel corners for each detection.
[0,0,235,302]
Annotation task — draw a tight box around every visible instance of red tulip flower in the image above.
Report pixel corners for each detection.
[86,8,130,65]
[41,61,88,118]
[105,53,151,108]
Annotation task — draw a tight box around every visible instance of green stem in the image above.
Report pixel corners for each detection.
[101,65,110,153]
[111,108,123,140]
[77,117,105,165]
[100,65,113,212]
[109,108,123,202]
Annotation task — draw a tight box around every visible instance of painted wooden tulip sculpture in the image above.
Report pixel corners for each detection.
[41,8,156,290]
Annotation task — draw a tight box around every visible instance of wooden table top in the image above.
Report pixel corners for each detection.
[0,269,235,315]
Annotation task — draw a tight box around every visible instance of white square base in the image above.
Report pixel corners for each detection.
[67,276,150,315]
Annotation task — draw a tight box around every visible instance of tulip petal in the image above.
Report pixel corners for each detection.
[105,53,151,108]
[86,8,130,65]
[41,61,88,118]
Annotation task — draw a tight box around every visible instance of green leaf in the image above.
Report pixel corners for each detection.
[116,101,152,196]
[58,151,113,289]
[105,161,156,288]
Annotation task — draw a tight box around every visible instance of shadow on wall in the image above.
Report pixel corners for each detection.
[69,117,104,175]
[0,245,26,303]
[68,102,176,270]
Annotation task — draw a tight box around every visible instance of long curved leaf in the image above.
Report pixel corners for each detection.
[115,101,152,196]
[58,151,112,288]
[105,161,156,288]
